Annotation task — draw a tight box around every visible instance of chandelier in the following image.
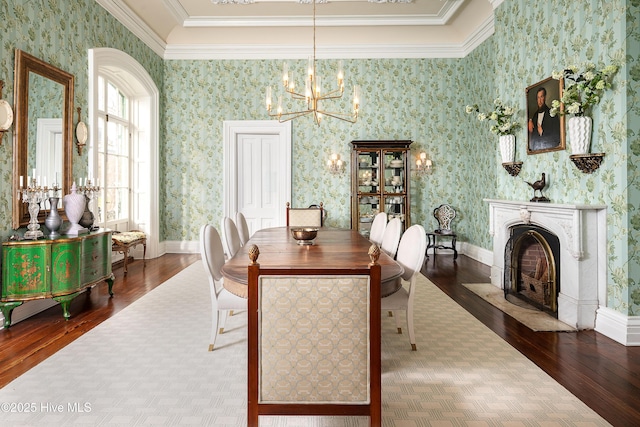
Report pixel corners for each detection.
[264,1,360,125]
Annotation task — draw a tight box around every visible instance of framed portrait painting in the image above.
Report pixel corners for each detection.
[526,77,565,154]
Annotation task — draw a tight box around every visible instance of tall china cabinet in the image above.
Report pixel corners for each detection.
[351,140,412,238]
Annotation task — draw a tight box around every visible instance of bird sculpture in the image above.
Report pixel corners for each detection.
[525,173,550,202]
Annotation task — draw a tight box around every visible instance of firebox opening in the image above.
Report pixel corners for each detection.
[504,225,560,318]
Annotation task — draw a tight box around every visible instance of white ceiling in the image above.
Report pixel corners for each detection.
[97,0,501,59]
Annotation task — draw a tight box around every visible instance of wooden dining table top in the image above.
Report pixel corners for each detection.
[221,226,404,298]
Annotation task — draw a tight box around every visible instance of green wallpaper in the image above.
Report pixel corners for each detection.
[161,58,490,247]
[488,0,635,314]
[0,0,163,235]
[1,0,639,316]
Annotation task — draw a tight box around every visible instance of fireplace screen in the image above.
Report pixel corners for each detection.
[504,225,560,316]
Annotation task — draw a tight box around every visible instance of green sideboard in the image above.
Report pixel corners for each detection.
[0,229,114,327]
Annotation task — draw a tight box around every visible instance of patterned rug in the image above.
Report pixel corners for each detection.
[0,262,607,426]
[462,283,577,332]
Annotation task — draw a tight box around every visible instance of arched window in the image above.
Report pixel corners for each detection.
[88,48,159,259]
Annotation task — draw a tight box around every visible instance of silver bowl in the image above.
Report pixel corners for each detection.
[290,227,319,245]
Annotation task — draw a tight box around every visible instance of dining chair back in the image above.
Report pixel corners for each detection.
[369,212,388,246]
[286,202,324,227]
[235,212,251,246]
[246,244,382,426]
[381,224,427,351]
[221,216,242,259]
[380,217,402,258]
[199,224,247,351]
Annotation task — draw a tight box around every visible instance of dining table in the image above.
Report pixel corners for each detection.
[221,226,404,299]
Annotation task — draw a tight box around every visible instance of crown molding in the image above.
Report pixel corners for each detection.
[488,0,505,9]
[96,0,167,57]
[164,0,189,24]
[98,0,494,60]
[183,13,455,28]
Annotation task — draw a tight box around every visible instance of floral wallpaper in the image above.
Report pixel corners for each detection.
[0,0,163,236]
[1,0,639,317]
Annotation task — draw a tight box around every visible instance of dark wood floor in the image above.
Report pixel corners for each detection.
[1,253,638,426]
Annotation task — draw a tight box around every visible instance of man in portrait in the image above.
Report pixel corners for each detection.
[528,86,561,151]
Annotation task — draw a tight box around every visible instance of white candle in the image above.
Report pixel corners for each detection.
[19,176,23,188]
[43,176,47,187]
[32,168,36,179]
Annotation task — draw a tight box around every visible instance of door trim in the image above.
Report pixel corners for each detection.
[223,120,292,223]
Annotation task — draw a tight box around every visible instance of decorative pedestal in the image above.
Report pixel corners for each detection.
[502,162,523,177]
[570,153,605,174]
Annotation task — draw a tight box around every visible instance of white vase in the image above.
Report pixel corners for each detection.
[568,116,592,155]
[499,135,515,164]
[64,183,89,235]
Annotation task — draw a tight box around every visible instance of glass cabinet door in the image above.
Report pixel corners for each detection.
[357,195,380,238]
[383,151,405,194]
[351,140,412,236]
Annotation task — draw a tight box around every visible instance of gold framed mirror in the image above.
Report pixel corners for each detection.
[12,49,74,229]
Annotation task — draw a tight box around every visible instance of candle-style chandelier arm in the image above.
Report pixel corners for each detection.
[263,0,360,126]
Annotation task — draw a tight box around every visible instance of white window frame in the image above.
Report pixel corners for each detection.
[88,48,160,259]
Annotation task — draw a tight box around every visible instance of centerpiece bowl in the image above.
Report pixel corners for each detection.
[290,227,319,245]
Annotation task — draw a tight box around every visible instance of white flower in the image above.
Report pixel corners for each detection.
[464,98,519,136]
[551,62,618,116]
[552,70,563,80]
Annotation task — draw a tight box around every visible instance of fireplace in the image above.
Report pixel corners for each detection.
[486,199,607,329]
[505,225,560,317]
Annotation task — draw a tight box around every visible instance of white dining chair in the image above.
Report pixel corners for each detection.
[235,212,251,246]
[381,224,427,351]
[200,224,247,351]
[380,217,402,259]
[221,216,242,259]
[369,212,388,246]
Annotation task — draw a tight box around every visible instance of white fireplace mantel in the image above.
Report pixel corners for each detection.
[485,199,607,330]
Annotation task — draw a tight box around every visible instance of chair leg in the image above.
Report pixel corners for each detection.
[394,310,403,334]
[219,310,229,334]
[209,310,220,351]
[123,248,129,274]
[407,304,416,351]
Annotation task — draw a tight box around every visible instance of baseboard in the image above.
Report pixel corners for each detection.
[595,306,640,346]
[165,240,199,254]
[460,242,493,267]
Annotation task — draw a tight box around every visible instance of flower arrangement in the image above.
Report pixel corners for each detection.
[465,98,519,136]
[550,63,618,117]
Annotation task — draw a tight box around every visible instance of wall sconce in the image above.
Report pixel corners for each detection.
[327,153,344,174]
[0,80,14,145]
[415,152,432,175]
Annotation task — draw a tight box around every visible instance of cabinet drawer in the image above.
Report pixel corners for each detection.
[82,234,111,283]
[2,244,50,300]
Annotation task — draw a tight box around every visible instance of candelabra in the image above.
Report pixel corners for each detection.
[17,178,51,239]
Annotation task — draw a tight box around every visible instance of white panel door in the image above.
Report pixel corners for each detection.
[237,133,281,233]
[224,121,291,237]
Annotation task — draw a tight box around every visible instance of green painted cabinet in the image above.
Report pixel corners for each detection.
[1,229,114,327]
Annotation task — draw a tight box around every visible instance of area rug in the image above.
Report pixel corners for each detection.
[0,262,606,426]
[463,283,577,332]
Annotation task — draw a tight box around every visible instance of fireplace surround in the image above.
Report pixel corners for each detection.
[486,199,607,329]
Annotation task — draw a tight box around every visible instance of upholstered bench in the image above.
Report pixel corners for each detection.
[111,230,147,274]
